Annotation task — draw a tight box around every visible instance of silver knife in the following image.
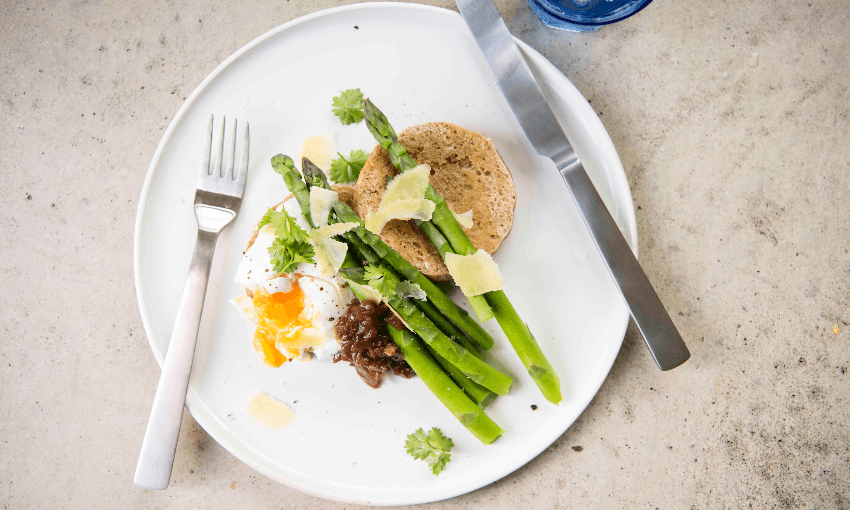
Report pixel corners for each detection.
[456,0,690,370]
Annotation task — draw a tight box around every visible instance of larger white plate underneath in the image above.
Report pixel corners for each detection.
[134,2,636,506]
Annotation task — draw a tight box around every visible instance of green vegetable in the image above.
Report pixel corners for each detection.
[257,205,316,275]
[363,264,395,297]
[329,149,368,183]
[405,427,454,475]
[345,253,494,408]
[422,340,495,407]
[362,100,495,322]
[268,236,315,274]
[273,158,500,430]
[485,290,562,404]
[300,157,482,355]
[300,158,331,191]
[389,329,501,444]
[270,154,312,221]
[342,266,512,396]
[396,280,425,301]
[332,201,496,351]
[331,88,365,125]
[260,207,307,242]
[390,328,502,445]
[364,99,562,404]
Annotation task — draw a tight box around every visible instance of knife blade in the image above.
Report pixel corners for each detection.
[456,0,690,371]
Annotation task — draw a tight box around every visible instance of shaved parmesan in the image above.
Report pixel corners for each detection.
[307,222,359,278]
[444,249,504,297]
[245,392,295,430]
[311,222,358,239]
[348,281,383,305]
[365,164,435,234]
[450,207,474,229]
[365,199,435,234]
[298,134,333,172]
[396,280,426,301]
[310,237,348,278]
[383,164,432,203]
[309,187,338,227]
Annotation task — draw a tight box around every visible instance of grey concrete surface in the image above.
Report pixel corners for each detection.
[2,0,848,508]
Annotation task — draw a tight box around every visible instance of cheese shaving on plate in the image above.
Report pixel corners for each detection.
[309,187,338,227]
[365,164,435,234]
[450,207,474,229]
[444,249,504,296]
[308,222,358,277]
[348,281,384,305]
[396,280,426,300]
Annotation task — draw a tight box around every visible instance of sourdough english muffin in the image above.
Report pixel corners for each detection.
[355,122,516,281]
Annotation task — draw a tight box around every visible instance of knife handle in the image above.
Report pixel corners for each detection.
[559,162,691,370]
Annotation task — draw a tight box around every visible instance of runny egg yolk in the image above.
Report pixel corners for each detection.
[251,281,309,367]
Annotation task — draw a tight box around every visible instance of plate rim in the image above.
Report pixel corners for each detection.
[133,2,636,505]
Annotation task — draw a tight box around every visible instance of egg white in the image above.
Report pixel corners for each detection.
[231,197,355,362]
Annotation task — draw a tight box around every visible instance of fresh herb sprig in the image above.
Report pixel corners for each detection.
[405,427,453,476]
[364,263,398,298]
[259,207,315,274]
[331,88,365,125]
[329,149,368,183]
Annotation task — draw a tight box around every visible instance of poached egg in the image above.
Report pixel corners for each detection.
[232,197,354,367]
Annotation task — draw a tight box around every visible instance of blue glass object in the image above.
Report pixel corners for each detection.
[527,0,654,32]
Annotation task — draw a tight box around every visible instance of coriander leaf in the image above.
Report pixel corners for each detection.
[332,88,365,125]
[428,428,454,452]
[269,238,315,275]
[427,452,451,476]
[257,207,276,230]
[329,149,369,183]
[405,427,453,476]
[364,264,399,298]
[264,208,308,243]
[262,208,315,274]
[405,428,432,460]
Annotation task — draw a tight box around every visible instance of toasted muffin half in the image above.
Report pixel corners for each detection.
[355,122,516,281]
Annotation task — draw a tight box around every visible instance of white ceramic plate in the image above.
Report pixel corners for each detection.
[134,3,636,506]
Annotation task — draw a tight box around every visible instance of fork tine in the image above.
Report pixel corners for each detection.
[213,116,226,177]
[225,118,237,180]
[236,122,249,190]
[200,115,213,175]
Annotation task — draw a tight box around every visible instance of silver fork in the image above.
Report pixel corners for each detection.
[134,115,248,490]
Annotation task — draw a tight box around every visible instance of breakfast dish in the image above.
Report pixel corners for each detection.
[230,96,564,450]
[134,3,635,503]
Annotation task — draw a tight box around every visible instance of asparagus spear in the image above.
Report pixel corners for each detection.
[423,341,496,408]
[333,201,495,350]
[297,158,485,357]
[270,155,310,217]
[387,325,502,444]
[341,267,512,396]
[303,158,491,352]
[362,103,494,322]
[341,224,494,407]
[273,156,500,407]
[363,100,562,405]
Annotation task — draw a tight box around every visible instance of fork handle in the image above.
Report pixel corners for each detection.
[134,228,219,490]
